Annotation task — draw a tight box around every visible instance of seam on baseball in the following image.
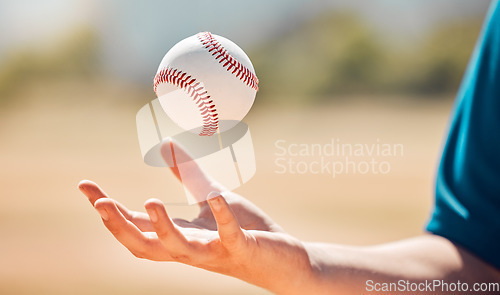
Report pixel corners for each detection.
[197,32,259,91]
[153,32,258,136]
[153,67,219,136]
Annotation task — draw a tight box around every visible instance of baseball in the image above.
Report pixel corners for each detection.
[153,32,259,136]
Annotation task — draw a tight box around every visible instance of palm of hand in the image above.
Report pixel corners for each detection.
[78,139,292,277]
[180,192,284,233]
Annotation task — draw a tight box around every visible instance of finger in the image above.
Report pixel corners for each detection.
[101,200,153,232]
[144,199,193,262]
[207,192,246,251]
[78,180,154,232]
[116,206,154,232]
[94,198,163,260]
[78,180,109,206]
[160,138,223,204]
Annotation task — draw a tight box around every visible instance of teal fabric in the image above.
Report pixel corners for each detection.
[426,0,500,269]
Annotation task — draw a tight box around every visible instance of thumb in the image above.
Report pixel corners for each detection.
[207,192,246,251]
[161,138,224,204]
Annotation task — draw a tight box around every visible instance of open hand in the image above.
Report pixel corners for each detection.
[78,139,315,294]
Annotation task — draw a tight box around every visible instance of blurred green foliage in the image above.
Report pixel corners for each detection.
[252,12,483,102]
[0,28,100,104]
[400,21,483,94]
[0,12,483,105]
[252,13,385,100]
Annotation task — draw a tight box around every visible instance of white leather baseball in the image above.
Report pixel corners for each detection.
[154,32,258,136]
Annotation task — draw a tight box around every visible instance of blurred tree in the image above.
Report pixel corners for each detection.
[0,27,101,104]
[49,27,101,78]
[251,12,483,103]
[252,13,384,102]
[403,19,483,95]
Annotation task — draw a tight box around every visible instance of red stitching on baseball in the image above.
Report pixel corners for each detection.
[154,67,219,136]
[197,32,259,91]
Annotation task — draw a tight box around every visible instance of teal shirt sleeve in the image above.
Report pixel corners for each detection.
[426,0,500,270]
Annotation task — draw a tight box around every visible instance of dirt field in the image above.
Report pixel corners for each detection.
[0,83,454,294]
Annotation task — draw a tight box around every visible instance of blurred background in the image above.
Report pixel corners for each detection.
[0,0,493,294]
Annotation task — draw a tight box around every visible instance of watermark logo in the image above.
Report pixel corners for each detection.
[274,138,403,177]
[366,279,500,293]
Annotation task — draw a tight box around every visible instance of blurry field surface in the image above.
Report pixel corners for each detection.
[0,81,453,294]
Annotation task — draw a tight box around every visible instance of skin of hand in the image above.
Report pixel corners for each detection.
[78,139,319,294]
[79,139,500,295]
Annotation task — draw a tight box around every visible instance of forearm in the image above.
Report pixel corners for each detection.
[303,235,500,294]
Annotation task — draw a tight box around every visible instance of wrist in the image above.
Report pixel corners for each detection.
[260,238,323,295]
